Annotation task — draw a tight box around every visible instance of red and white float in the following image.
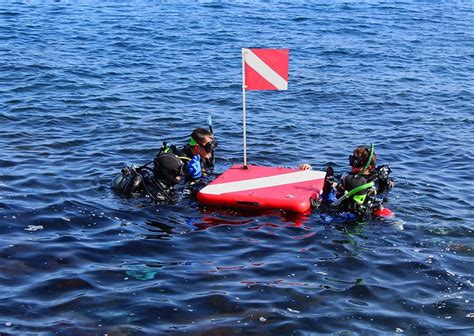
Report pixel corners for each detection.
[197,164,325,213]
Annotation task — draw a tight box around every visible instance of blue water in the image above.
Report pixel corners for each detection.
[1,1,473,334]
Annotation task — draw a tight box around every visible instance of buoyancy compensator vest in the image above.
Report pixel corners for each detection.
[328,173,378,217]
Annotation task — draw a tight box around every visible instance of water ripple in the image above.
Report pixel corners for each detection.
[0,1,473,335]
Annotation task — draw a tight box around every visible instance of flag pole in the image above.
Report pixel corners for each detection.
[241,48,248,169]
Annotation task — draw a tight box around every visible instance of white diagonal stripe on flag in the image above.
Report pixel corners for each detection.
[245,49,288,90]
[200,170,326,195]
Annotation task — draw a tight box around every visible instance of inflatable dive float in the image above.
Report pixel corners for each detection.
[197,164,326,213]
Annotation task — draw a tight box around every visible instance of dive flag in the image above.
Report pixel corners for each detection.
[244,48,289,91]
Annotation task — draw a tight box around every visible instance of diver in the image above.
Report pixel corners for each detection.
[112,152,184,203]
[112,127,218,203]
[301,143,395,218]
[326,143,395,217]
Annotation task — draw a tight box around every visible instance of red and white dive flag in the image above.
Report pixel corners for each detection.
[243,48,289,90]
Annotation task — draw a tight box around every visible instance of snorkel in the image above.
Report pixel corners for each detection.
[207,115,214,135]
[207,115,217,165]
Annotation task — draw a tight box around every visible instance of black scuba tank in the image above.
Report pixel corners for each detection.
[112,166,144,197]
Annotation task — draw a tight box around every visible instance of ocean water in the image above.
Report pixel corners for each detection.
[0,1,473,335]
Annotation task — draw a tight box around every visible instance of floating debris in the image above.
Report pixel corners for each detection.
[25,225,43,231]
[287,308,301,313]
[126,270,157,281]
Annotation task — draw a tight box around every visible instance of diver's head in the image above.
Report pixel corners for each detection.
[189,128,216,160]
[154,153,183,186]
[349,144,377,174]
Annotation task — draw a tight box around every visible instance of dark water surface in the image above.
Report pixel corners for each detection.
[1,1,473,335]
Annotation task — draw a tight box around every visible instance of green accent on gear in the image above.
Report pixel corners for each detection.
[189,137,197,146]
[353,194,367,204]
[345,181,374,199]
[331,181,375,207]
[358,142,375,176]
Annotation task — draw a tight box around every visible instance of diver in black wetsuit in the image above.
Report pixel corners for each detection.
[112,128,218,203]
[323,143,395,217]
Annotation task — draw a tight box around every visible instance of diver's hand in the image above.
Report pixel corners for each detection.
[186,155,202,179]
[299,163,312,170]
[325,188,337,203]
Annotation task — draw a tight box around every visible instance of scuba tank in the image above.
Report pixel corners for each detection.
[111,143,171,198]
[112,160,177,203]
[112,166,144,197]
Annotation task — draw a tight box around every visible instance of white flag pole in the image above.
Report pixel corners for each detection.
[242,48,248,169]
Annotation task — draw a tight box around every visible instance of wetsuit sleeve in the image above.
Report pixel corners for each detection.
[202,158,214,173]
[335,173,348,198]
